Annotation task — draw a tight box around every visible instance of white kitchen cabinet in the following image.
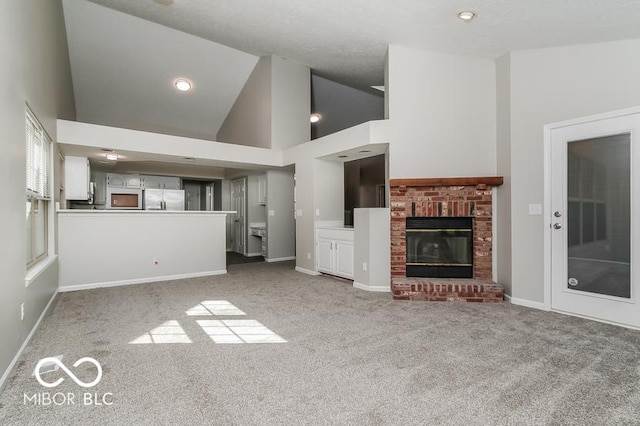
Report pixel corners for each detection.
[106,173,126,188]
[316,228,354,279]
[317,238,334,274]
[125,175,142,188]
[257,175,267,205]
[335,241,354,278]
[142,175,181,190]
[65,156,91,200]
[107,173,142,188]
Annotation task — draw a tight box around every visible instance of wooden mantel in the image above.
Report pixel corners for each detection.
[389,176,504,187]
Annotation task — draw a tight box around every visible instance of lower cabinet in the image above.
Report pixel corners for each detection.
[316,229,354,279]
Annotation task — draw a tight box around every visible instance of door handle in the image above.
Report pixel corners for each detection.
[553,223,562,230]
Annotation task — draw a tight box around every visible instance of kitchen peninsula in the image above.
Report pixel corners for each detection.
[57,209,234,291]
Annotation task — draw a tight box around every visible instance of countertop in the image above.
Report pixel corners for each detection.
[315,226,354,231]
[58,209,236,215]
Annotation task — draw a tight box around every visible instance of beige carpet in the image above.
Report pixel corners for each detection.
[1,261,639,425]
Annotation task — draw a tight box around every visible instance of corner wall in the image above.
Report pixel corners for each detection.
[0,0,75,389]
[495,54,512,295]
[217,55,310,150]
[216,56,272,148]
[508,39,640,303]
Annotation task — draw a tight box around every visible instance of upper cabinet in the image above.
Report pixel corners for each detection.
[257,174,267,205]
[65,156,91,200]
[107,173,142,189]
[142,175,181,190]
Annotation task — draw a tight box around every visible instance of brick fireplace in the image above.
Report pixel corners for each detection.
[390,177,504,302]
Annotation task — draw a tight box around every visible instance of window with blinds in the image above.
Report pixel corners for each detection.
[26,106,51,267]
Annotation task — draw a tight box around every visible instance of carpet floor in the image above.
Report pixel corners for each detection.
[1,261,639,425]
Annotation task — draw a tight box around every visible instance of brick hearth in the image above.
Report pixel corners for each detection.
[390,177,504,303]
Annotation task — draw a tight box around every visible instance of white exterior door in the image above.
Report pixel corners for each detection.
[548,108,640,328]
[231,178,246,255]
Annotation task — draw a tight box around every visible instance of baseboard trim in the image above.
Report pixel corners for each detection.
[266,256,296,263]
[245,252,263,257]
[58,270,227,292]
[295,266,320,276]
[505,295,549,311]
[0,289,58,392]
[353,281,391,293]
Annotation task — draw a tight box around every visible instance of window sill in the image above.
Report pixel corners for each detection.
[25,255,58,288]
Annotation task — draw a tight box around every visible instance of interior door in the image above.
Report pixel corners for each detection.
[231,178,246,255]
[549,110,640,328]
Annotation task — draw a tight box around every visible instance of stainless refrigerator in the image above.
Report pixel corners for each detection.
[144,189,185,211]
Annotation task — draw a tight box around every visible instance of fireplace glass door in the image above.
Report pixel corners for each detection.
[406,217,473,278]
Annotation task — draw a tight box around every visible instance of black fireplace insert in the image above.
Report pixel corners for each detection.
[406,217,473,278]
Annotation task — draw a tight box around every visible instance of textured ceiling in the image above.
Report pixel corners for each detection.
[86,0,640,89]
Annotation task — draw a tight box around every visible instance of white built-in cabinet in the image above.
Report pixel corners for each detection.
[316,228,354,279]
[257,175,267,205]
[64,156,91,200]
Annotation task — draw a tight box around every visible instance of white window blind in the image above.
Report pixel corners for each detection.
[25,107,51,199]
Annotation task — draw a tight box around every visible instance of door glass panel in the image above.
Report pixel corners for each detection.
[567,134,631,298]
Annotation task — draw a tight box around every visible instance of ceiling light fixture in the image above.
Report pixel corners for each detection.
[310,113,322,124]
[359,150,372,154]
[183,157,196,161]
[457,11,477,21]
[174,78,192,92]
[105,153,118,161]
[338,155,348,159]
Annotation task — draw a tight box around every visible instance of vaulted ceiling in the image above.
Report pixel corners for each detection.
[61,0,640,170]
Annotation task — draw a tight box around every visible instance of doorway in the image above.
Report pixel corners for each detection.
[231,178,246,255]
[546,108,640,328]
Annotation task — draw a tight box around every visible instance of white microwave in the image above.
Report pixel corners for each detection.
[106,188,143,209]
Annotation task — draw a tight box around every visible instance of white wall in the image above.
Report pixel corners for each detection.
[216,56,272,148]
[495,54,512,295]
[271,56,310,150]
[294,156,316,272]
[387,45,497,179]
[58,120,283,169]
[58,212,228,289]
[266,169,296,260]
[217,55,310,150]
[0,0,75,389]
[292,158,344,273]
[507,39,640,303]
[353,208,390,292]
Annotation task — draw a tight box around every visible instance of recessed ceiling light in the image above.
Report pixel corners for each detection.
[457,11,477,21]
[359,150,372,154]
[310,113,322,124]
[174,78,192,92]
[100,148,114,152]
[338,155,348,159]
[105,153,118,161]
[183,157,196,161]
